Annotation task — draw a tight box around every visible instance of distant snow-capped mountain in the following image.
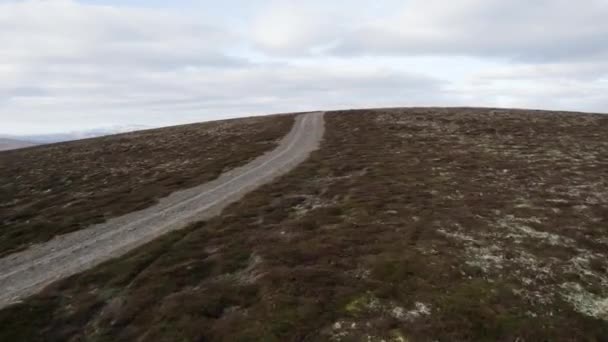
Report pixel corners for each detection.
[0,138,37,151]
[1,125,152,144]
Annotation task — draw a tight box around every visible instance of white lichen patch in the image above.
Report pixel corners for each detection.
[560,282,608,320]
[350,268,372,280]
[233,253,264,284]
[511,286,555,306]
[437,228,479,244]
[345,293,382,314]
[409,302,431,319]
[391,306,406,320]
[434,212,608,319]
[437,227,505,273]
[573,204,589,211]
[514,200,534,209]
[565,251,608,286]
[391,302,431,322]
[329,318,407,342]
[291,195,336,217]
[330,319,357,340]
[498,215,574,246]
[465,245,505,271]
[513,225,572,246]
[513,251,552,278]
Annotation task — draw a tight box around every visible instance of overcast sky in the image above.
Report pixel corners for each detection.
[1,0,607,134]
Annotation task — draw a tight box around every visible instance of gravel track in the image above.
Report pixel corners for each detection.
[0,112,325,309]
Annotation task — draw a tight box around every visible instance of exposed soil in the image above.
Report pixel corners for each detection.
[0,108,606,341]
[0,115,294,256]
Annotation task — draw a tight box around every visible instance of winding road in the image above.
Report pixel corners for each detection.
[0,111,325,309]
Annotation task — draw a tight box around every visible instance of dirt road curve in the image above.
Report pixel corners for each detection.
[0,112,325,309]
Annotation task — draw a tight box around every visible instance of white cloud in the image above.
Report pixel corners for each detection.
[250,2,334,55]
[0,0,241,68]
[0,0,606,134]
[330,0,608,63]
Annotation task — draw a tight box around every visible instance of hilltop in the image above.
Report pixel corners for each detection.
[0,108,607,341]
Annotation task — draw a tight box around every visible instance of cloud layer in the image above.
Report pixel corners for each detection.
[1,0,606,134]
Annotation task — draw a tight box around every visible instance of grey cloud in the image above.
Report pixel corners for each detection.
[325,0,608,63]
[1,0,606,135]
[247,0,608,68]
[0,0,244,71]
[2,86,48,98]
[1,51,446,133]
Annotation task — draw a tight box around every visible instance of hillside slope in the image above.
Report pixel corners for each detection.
[0,115,294,256]
[0,112,323,308]
[1,108,607,341]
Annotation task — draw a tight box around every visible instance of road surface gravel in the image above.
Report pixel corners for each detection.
[0,112,325,309]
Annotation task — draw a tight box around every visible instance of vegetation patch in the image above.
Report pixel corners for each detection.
[0,115,294,256]
[1,108,607,340]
